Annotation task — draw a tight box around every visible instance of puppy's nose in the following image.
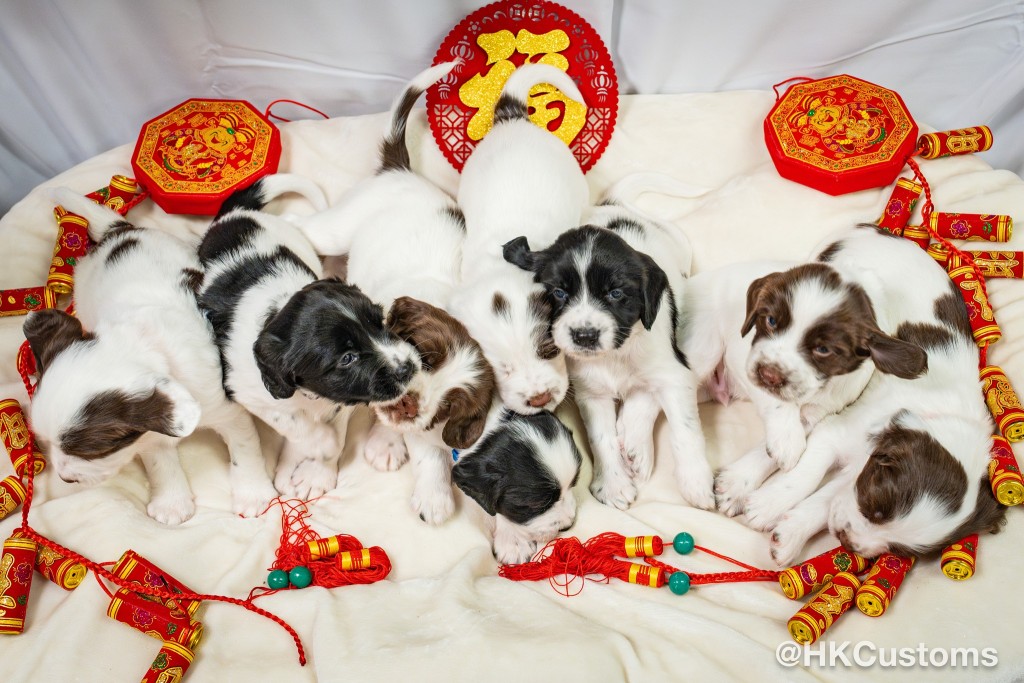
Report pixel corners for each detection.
[756,363,787,389]
[394,360,415,385]
[397,393,419,419]
[527,391,553,408]
[570,327,600,348]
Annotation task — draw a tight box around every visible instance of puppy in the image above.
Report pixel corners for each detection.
[197,174,419,499]
[25,189,277,523]
[452,404,582,564]
[504,212,713,511]
[452,63,590,414]
[740,225,1005,565]
[680,258,927,515]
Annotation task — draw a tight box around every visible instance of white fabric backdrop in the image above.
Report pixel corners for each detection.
[1,0,1022,214]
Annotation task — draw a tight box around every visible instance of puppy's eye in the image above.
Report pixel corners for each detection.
[607,288,623,301]
[552,288,568,302]
[812,345,832,357]
[339,352,358,367]
[764,314,777,330]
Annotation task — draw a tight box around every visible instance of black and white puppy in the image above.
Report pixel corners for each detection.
[25,189,277,523]
[452,63,590,415]
[681,258,928,516]
[505,213,713,511]
[740,225,1005,565]
[453,404,582,564]
[197,175,419,499]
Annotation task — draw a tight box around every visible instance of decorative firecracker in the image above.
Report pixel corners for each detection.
[0,399,45,477]
[777,545,870,600]
[131,99,281,215]
[989,435,1024,506]
[855,554,915,617]
[929,213,1012,242]
[0,476,26,522]
[427,0,617,173]
[111,550,202,618]
[788,572,861,645]
[0,534,37,635]
[876,178,922,236]
[981,366,1024,443]
[141,640,195,683]
[107,587,204,650]
[30,540,87,590]
[941,534,978,580]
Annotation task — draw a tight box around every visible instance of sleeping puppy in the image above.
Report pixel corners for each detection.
[740,225,1005,565]
[452,404,582,564]
[504,214,714,511]
[452,63,590,414]
[25,189,277,523]
[681,258,927,515]
[197,174,419,499]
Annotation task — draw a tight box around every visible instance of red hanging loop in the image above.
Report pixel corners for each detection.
[264,99,330,123]
[772,76,815,101]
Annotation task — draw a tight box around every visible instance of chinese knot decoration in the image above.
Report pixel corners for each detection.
[427,0,618,172]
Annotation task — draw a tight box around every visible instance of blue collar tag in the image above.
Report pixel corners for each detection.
[451,448,460,463]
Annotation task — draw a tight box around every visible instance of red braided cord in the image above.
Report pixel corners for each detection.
[644,556,780,585]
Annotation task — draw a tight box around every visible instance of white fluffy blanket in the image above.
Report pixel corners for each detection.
[1,92,1023,682]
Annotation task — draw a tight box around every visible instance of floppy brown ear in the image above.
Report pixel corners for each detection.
[741,274,774,337]
[864,332,928,379]
[442,405,489,450]
[441,362,496,450]
[23,309,92,374]
[386,296,433,340]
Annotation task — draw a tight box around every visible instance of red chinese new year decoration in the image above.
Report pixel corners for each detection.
[427,0,617,173]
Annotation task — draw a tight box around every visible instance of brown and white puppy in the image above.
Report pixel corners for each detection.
[26,190,277,524]
[682,257,927,516]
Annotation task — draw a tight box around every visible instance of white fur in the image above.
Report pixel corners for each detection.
[31,189,276,522]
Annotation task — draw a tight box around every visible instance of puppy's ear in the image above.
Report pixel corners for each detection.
[863,332,928,379]
[386,296,429,340]
[151,376,202,438]
[503,236,538,272]
[253,324,296,400]
[638,253,668,330]
[24,309,91,374]
[453,456,503,516]
[741,274,774,337]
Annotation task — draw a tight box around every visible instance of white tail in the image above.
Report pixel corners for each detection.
[500,63,585,107]
[256,174,328,212]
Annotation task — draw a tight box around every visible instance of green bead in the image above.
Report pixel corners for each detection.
[673,532,695,555]
[267,569,289,589]
[289,565,313,588]
[668,572,691,595]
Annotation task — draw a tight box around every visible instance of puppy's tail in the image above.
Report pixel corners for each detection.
[48,186,134,243]
[380,59,461,173]
[494,64,585,125]
[600,172,710,206]
[216,173,327,218]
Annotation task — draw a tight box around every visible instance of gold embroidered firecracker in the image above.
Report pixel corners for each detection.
[927,244,1024,279]
[0,399,44,477]
[778,546,870,600]
[0,476,26,522]
[855,554,915,617]
[876,178,922,236]
[140,639,195,683]
[901,225,931,250]
[947,264,1000,346]
[941,534,978,580]
[110,550,201,617]
[0,534,37,635]
[929,212,1012,242]
[31,541,87,590]
[788,572,861,645]
[918,127,994,160]
[107,587,204,650]
[989,435,1024,506]
[981,366,1024,443]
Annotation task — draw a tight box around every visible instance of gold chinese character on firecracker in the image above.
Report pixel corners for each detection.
[459,28,587,145]
[945,130,985,155]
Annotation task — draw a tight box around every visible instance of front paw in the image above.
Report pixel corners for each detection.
[590,467,638,510]
[742,486,793,531]
[766,423,806,472]
[770,514,815,567]
[148,492,196,525]
[231,477,278,518]
[275,458,337,500]
[493,534,539,565]
[412,486,455,526]
[715,466,758,517]
[363,428,409,472]
[675,459,716,510]
[619,434,655,486]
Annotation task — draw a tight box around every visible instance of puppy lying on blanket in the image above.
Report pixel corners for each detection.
[24,189,277,523]
[197,175,419,500]
[741,225,1006,565]
[451,63,590,415]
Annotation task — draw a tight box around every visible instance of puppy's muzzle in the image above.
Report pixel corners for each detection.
[394,360,416,385]
[527,391,553,409]
[755,363,788,392]
[383,392,420,422]
[570,327,600,350]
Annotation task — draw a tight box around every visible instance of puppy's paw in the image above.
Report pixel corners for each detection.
[231,477,278,518]
[276,458,337,500]
[766,423,806,473]
[590,468,638,510]
[412,487,455,526]
[675,460,716,511]
[715,466,760,517]
[493,534,539,566]
[770,514,815,567]
[742,486,792,532]
[148,491,196,526]
[363,428,409,472]
[310,424,342,462]
[620,434,655,486]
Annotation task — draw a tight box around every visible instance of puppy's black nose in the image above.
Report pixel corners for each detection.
[756,363,787,389]
[394,360,415,384]
[570,327,600,348]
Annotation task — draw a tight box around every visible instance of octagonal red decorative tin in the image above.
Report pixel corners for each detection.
[427,0,618,173]
[765,75,918,195]
[131,98,281,215]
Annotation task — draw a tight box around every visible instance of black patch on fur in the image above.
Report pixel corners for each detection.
[23,309,94,375]
[896,322,954,351]
[441,205,466,232]
[855,221,902,239]
[816,241,843,263]
[197,214,264,266]
[452,410,580,524]
[102,221,138,242]
[605,217,645,237]
[215,179,268,218]
[492,292,510,318]
[493,93,527,125]
[60,388,176,460]
[666,287,689,368]
[379,86,419,173]
[105,236,141,265]
[180,268,204,296]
